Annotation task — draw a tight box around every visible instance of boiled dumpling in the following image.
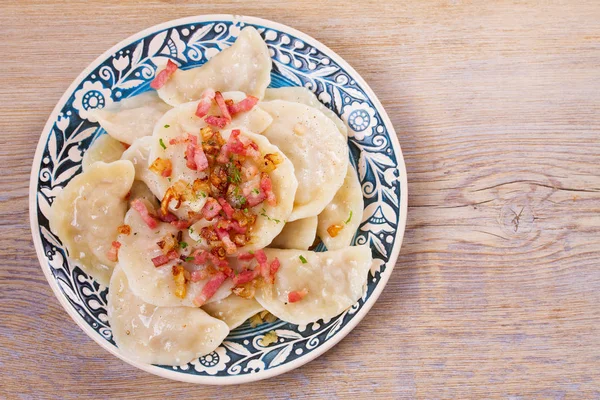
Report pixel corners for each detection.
[264,87,347,137]
[82,134,126,170]
[270,217,318,250]
[91,91,171,144]
[108,267,229,365]
[117,206,234,307]
[202,295,264,330]
[187,128,298,253]
[49,160,135,286]
[157,27,271,105]
[254,246,372,325]
[129,180,159,209]
[259,100,348,221]
[317,165,364,250]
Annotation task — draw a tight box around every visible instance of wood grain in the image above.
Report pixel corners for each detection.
[1,0,600,398]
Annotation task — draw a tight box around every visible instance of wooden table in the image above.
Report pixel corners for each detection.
[2,1,599,398]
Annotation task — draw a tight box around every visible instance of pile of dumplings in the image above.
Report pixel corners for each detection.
[49,27,372,366]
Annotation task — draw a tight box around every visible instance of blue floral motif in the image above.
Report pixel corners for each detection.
[32,17,405,381]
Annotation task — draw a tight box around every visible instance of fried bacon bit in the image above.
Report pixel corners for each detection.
[184,134,209,172]
[259,153,283,173]
[215,229,236,254]
[131,199,158,229]
[106,241,121,262]
[195,89,216,118]
[261,330,278,346]
[217,129,260,163]
[172,264,188,299]
[156,233,177,254]
[149,157,173,177]
[327,223,344,238]
[191,249,209,265]
[201,197,222,220]
[227,95,259,116]
[214,91,232,122]
[151,250,179,267]
[218,198,235,219]
[150,59,178,90]
[288,288,309,303]
[205,115,229,128]
[233,268,260,286]
[244,186,266,207]
[270,258,280,277]
[260,173,276,206]
[217,219,247,234]
[237,252,254,261]
[193,271,227,306]
[117,224,131,235]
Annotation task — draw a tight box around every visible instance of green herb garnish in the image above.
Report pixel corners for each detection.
[159,138,167,149]
[227,162,242,184]
[299,255,308,264]
[252,188,260,195]
[185,256,194,262]
[179,241,188,249]
[164,124,170,128]
[260,208,280,223]
[345,210,353,224]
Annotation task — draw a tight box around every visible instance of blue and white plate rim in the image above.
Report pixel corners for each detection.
[28,14,408,384]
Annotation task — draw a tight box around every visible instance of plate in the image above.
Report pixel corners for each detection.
[29,15,408,384]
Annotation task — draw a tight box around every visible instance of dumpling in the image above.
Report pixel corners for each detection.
[187,128,298,253]
[82,134,126,170]
[108,267,229,365]
[264,87,347,137]
[157,27,271,106]
[49,160,135,286]
[259,100,348,221]
[317,166,364,250]
[148,91,273,214]
[270,217,318,250]
[121,136,166,202]
[202,295,264,330]
[254,246,373,325]
[91,91,171,144]
[117,206,234,307]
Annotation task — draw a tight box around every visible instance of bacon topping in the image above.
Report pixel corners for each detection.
[260,173,276,206]
[233,269,260,286]
[215,228,236,254]
[131,199,158,229]
[195,89,216,118]
[227,95,259,116]
[150,59,178,90]
[193,271,227,306]
[205,115,229,128]
[288,288,309,303]
[201,197,222,220]
[106,241,121,262]
[218,198,235,219]
[149,157,172,177]
[214,91,232,122]
[151,250,179,267]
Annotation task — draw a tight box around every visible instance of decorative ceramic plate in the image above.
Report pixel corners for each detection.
[29,15,407,384]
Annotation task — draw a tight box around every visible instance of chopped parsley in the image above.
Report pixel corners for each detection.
[164,124,170,128]
[299,255,308,264]
[227,162,242,184]
[159,138,167,150]
[189,228,194,234]
[260,208,280,223]
[345,210,353,224]
[185,256,194,262]
[252,188,260,195]
[249,250,254,255]
[168,177,172,182]
[179,241,188,249]
[243,208,249,213]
